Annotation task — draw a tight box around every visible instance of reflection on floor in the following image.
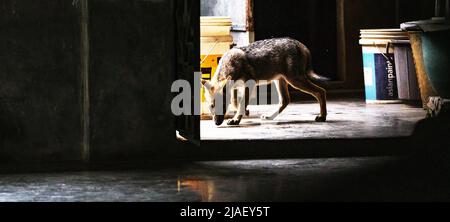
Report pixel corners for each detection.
[201,99,426,140]
[1,109,447,202]
[1,154,449,202]
[0,158,400,202]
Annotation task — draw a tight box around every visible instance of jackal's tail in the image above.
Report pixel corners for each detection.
[300,42,331,83]
[307,71,331,82]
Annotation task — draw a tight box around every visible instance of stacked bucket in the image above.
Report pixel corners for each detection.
[360,29,420,104]
[200,17,234,114]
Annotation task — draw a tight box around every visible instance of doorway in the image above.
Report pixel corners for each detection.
[196,0,426,143]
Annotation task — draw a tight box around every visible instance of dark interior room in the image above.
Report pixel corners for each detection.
[1,0,450,208]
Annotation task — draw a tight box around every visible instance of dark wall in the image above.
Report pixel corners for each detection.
[254,0,338,80]
[88,0,178,161]
[0,0,197,163]
[0,0,82,162]
[343,0,434,90]
[253,0,434,90]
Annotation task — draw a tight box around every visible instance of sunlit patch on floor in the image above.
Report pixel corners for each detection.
[201,99,426,140]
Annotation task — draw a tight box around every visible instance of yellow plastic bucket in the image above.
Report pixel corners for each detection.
[200,17,233,114]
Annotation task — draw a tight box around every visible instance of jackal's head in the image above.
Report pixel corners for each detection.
[201,79,230,126]
[201,49,248,125]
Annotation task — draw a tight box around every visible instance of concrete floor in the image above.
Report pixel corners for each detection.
[1,152,450,202]
[0,157,405,202]
[0,102,447,202]
[201,100,426,140]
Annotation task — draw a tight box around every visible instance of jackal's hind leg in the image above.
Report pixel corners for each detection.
[287,77,327,122]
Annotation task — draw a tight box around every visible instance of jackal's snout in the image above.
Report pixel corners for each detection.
[213,115,225,126]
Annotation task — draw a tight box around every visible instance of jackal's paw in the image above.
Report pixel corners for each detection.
[227,119,241,126]
[315,115,327,122]
[260,115,275,121]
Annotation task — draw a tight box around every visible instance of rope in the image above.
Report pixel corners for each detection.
[200,41,219,65]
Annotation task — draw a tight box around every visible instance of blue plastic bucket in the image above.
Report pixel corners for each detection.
[360,29,409,103]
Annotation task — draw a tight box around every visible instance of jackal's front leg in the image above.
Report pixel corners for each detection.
[227,87,251,126]
[230,88,250,116]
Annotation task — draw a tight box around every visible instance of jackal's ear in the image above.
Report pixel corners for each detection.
[201,80,214,92]
[218,76,232,89]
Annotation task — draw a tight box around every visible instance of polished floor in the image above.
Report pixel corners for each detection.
[1,153,450,202]
[0,105,447,202]
[0,157,396,202]
[201,100,426,140]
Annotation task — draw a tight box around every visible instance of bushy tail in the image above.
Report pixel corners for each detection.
[298,40,331,83]
[304,46,330,83]
[307,71,331,82]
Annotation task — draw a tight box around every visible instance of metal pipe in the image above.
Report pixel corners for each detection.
[436,0,441,17]
[80,0,90,163]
